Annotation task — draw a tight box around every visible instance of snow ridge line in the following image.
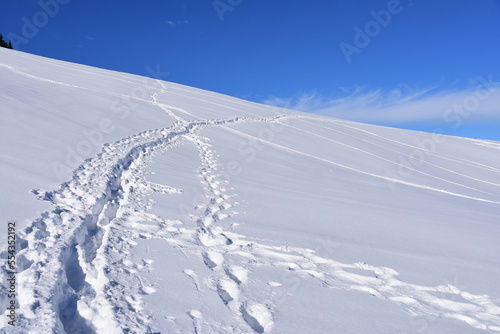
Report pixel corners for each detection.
[7,114,293,333]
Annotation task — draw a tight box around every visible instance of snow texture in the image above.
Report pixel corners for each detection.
[1,48,500,333]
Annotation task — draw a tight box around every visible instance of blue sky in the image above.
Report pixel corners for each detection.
[2,0,500,140]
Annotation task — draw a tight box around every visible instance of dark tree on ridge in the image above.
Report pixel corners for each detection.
[0,34,14,49]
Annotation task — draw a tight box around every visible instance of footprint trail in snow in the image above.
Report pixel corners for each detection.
[1,82,500,334]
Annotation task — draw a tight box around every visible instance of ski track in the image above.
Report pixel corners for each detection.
[320,118,500,174]
[2,79,500,333]
[295,118,500,188]
[0,63,163,109]
[221,126,500,205]
[281,121,498,196]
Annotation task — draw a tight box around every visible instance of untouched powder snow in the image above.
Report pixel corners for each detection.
[0,48,500,333]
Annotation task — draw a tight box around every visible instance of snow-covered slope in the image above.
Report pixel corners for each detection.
[1,48,499,333]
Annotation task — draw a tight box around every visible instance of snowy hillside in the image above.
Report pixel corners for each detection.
[1,48,500,333]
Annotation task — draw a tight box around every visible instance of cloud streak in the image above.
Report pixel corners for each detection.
[264,76,500,127]
[166,20,189,28]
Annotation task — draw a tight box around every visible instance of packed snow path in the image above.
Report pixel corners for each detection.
[4,110,499,333]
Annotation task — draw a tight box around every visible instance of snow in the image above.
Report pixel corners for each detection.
[0,47,499,333]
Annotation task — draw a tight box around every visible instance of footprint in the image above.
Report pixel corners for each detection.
[203,251,224,269]
[217,278,239,305]
[225,265,248,285]
[188,308,203,334]
[241,302,273,333]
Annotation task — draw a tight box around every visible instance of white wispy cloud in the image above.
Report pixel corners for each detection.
[166,20,189,28]
[264,76,500,125]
